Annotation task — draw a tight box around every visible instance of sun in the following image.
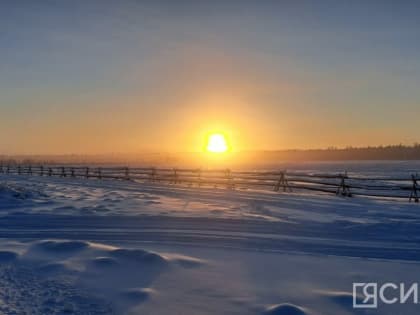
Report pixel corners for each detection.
[205,133,229,153]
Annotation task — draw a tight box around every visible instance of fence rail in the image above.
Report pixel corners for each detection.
[0,164,419,202]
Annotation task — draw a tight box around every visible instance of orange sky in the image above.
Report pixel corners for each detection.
[1,1,419,155]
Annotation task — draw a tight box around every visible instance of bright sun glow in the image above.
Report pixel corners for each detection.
[206,133,229,153]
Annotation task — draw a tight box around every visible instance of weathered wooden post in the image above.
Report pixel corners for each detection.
[61,167,66,177]
[274,171,291,192]
[48,167,53,176]
[71,167,75,177]
[150,167,156,182]
[28,165,32,175]
[409,174,419,203]
[336,171,352,197]
[97,167,102,179]
[125,167,130,180]
[85,167,90,178]
[6,165,10,174]
[18,165,21,175]
[171,168,179,184]
[40,165,44,176]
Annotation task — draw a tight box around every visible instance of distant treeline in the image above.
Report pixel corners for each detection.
[1,144,420,166]
[252,144,420,161]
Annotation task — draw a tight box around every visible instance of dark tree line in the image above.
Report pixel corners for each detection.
[264,144,420,161]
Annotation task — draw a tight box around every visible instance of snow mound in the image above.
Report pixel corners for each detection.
[35,240,89,253]
[25,240,205,271]
[264,303,309,315]
[110,248,167,266]
[107,248,207,268]
[6,239,207,313]
[90,256,120,268]
[28,240,90,261]
[163,253,206,268]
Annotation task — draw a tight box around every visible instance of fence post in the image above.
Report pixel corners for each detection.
[97,167,102,179]
[125,167,130,180]
[274,171,291,192]
[48,167,52,176]
[28,165,32,175]
[336,172,352,197]
[18,165,21,175]
[85,167,90,178]
[40,165,44,176]
[149,167,156,182]
[6,165,10,174]
[171,168,179,184]
[61,167,66,177]
[71,167,75,177]
[409,174,419,203]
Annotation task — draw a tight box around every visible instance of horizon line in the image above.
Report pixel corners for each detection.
[1,143,420,157]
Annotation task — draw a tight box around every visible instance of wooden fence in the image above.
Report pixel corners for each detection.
[0,164,418,202]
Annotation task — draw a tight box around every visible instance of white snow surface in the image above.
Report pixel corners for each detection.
[0,174,420,315]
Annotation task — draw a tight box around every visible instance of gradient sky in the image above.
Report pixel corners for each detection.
[1,0,419,154]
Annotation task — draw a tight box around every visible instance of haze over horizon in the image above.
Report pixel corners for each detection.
[2,143,420,156]
[1,1,420,155]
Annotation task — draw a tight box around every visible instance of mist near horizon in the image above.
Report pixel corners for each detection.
[2,145,420,170]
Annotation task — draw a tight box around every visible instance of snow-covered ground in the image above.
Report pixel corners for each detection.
[1,173,420,314]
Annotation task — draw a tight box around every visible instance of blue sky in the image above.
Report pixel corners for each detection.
[1,1,419,154]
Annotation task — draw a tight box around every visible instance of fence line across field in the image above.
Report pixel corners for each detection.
[0,164,418,203]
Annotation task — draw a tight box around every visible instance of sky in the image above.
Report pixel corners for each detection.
[1,0,419,155]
